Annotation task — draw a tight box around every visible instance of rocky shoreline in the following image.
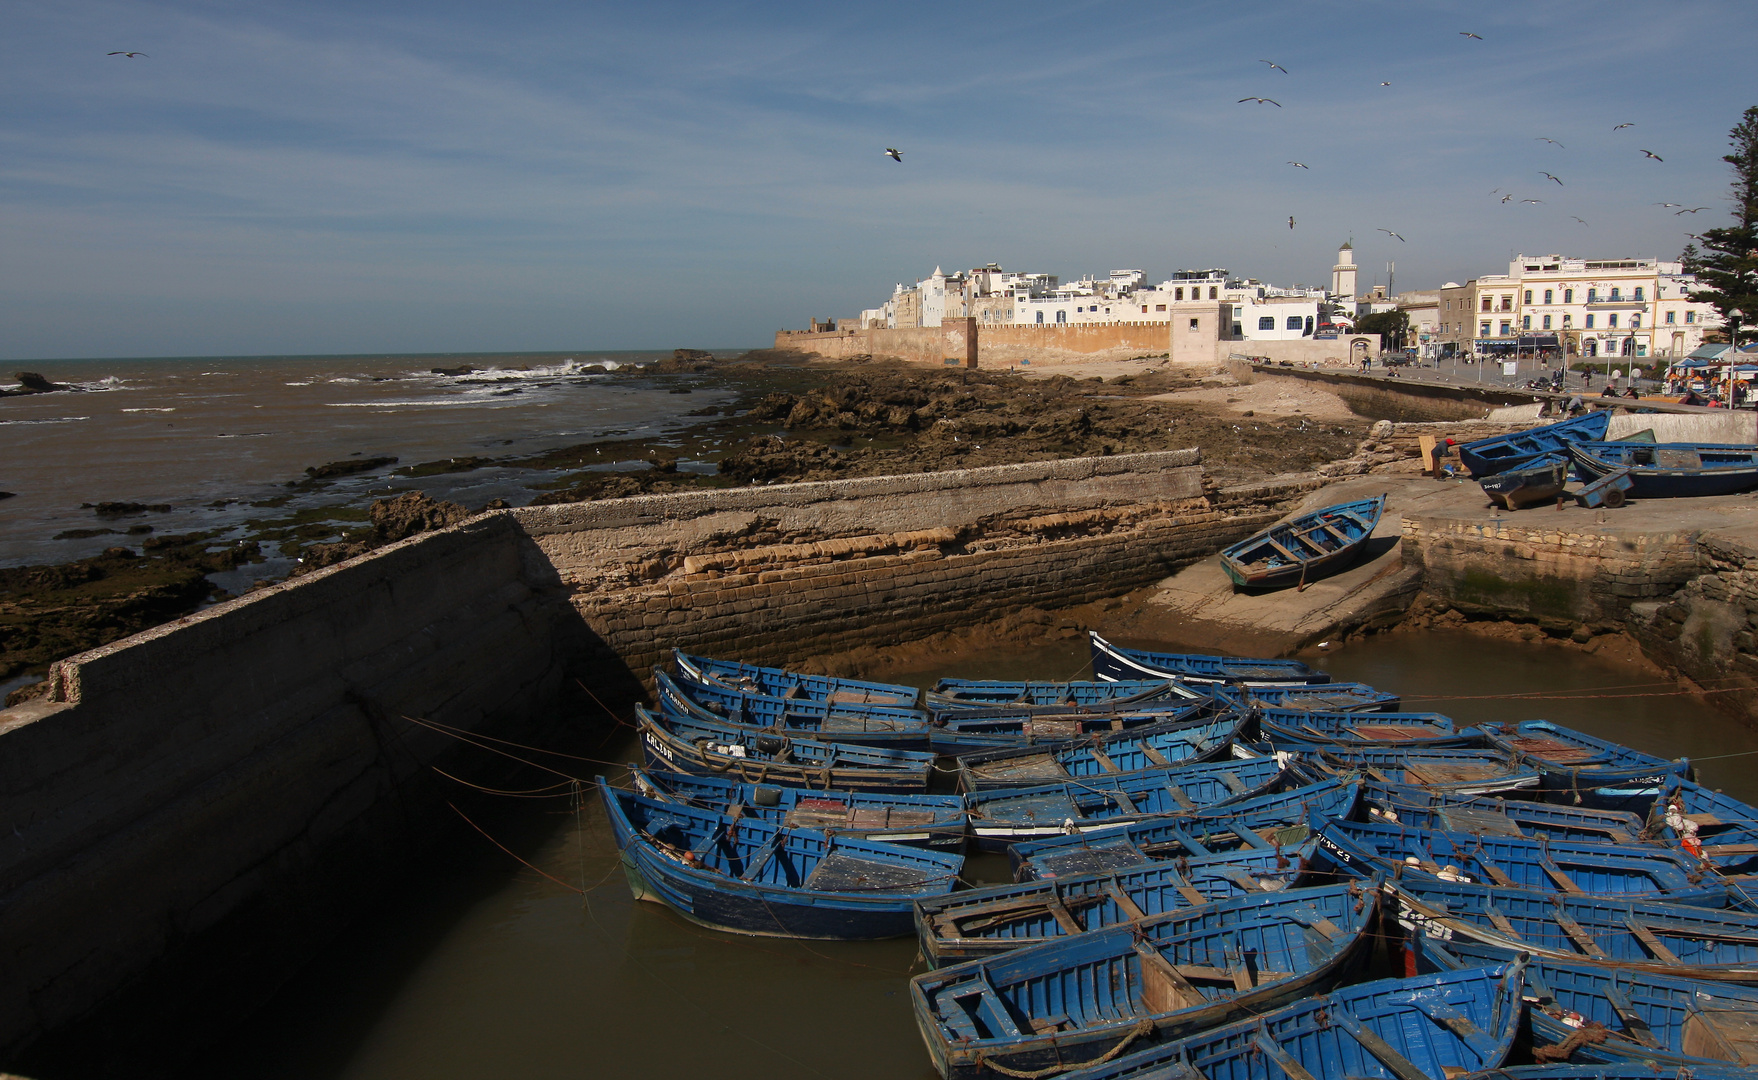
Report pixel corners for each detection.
[3,350,1368,702]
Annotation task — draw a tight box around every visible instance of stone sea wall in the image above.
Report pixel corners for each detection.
[1632,528,1758,722]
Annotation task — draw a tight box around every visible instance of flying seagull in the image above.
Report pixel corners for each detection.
[1377,228,1406,242]
[1287,161,1309,169]
[1654,202,1681,208]
[1536,137,1564,147]
[106,50,147,57]
[1459,31,1483,39]
[1380,81,1391,86]
[1541,172,1563,185]
[1676,206,1710,214]
[1500,194,1514,203]
[1238,97,1281,106]
[1489,188,1501,196]
[1259,60,1288,73]
[1613,123,1634,130]
[884,147,903,162]
[1639,149,1664,161]
[1521,198,1544,204]
[1571,216,1589,226]
[1288,216,1295,230]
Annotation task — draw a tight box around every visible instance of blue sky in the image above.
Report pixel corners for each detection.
[3,0,1756,359]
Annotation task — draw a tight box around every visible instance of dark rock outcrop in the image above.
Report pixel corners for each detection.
[304,456,399,480]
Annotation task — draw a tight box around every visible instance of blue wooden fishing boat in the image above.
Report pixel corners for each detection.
[1570,440,1758,498]
[636,706,938,794]
[1256,708,1479,749]
[930,699,1214,757]
[1212,681,1400,712]
[1307,815,1728,905]
[913,851,1324,967]
[1392,879,1758,981]
[1480,719,1691,805]
[1088,632,1329,684]
[628,766,969,849]
[1051,962,1527,1080]
[1481,453,1571,509]
[1313,745,1543,796]
[1452,1066,1752,1080]
[963,756,1293,850]
[1651,780,1758,874]
[597,777,962,939]
[1010,778,1359,881]
[909,883,1378,1080]
[1218,495,1385,590]
[656,669,936,750]
[929,678,1206,710]
[671,648,921,706]
[1457,409,1610,477]
[952,714,1243,793]
[1420,951,1758,1071]
[1359,778,1646,844]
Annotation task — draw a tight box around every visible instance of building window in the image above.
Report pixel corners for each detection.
[1445,299,1451,310]
[1587,289,1598,303]
[1056,310,1066,324]
[1542,315,1552,330]
[1285,316,1302,330]
[1259,316,1276,330]
[1481,297,1491,312]
[1631,315,1641,328]
[1608,314,1618,328]
[1035,311,1043,324]
[1564,288,1573,303]
[1563,314,1572,327]
[1500,321,1511,335]
[1666,310,1675,324]
[1174,288,1184,301]
[1502,296,1513,311]
[1155,304,1166,311]
[1522,315,1531,330]
[1141,305,1148,313]
[1610,288,1621,302]
[1634,286,1644,302]
[1544,289,1553,304]
[1524,290,1533,304]
[1686,311,1696,323]
[1480,321,1490,335]
[1189,318,1199,329]
[1585,314,1595,328]
[1209,287,1218,299]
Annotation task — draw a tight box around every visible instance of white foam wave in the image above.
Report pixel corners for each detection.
[329,377,362,384]
[215,432,272,438]
[447,359,620,383]
[121,407,176,413]
[285,381,314,387]
[324,399,539,408]
[0,416,91,425]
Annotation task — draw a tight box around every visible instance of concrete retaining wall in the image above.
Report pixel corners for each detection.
[0,516,584,1064]
[1607,411,1758,443]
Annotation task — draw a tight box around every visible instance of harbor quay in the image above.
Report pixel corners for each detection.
[1,411,1756,1071]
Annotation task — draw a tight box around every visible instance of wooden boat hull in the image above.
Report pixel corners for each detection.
[630,767,969,849]
[1457,409,1610,477]
[1009,779,1358,881]
[952,715,1242,793]
[673,648,921,706]
[1257,708,1475,749]
[1308,816,1728,906]
[913,852,1322,967]
[1218,495,1384,590]
[599,779,961,940]
[1359,778,1645,844]
[1086,632,1328,684]
[657,669,936,751]
[638,708,937,794]
[1393,880,1758,982]
[964,756,1292,851]
[1046,962,1527,1080]
[1314,746,1542,796]
[1482,719,1691,806]
[1570,440,1758,498]
[1480,453,1570,509]
[929,700,1213,757]
[1655,780,1758,874]
[909,884,1377,1080]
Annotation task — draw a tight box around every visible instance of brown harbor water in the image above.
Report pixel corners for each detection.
[183,630,1758,1080]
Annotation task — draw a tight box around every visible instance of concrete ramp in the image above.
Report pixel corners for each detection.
[1111,477,1444,656]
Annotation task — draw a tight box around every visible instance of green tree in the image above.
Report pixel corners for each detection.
[1354,309,1410,349]
[1689,105,1758,346]
[1680,242,1703,275]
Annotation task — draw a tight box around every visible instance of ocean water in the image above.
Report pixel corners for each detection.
[0,352,743,568]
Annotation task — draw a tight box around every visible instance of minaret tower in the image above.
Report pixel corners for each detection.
[1331,242,1358,300]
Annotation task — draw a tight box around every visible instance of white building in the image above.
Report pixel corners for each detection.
[1504,254,1720,359]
